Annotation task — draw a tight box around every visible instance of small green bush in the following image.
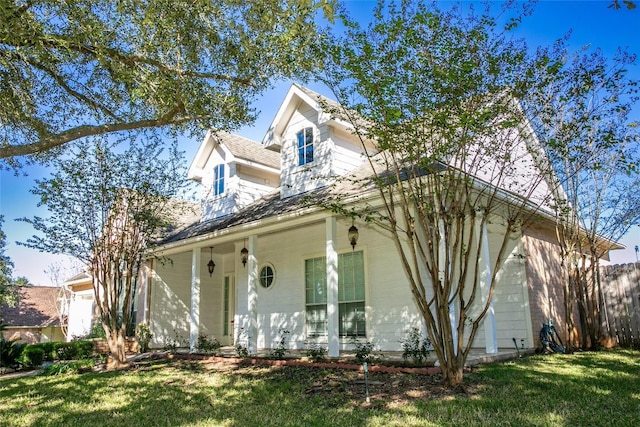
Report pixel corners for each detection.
[72,340,95,359]
[400,327,430,365]
[86,321,106,339]
[21,346,45,368]
[269,329,290,360]
[235,343,249,358]
[351,338,381,364]
[305,343,327,362]
[164,330,188,354]
[54,342,74,360]
[234,329,250,358]
[37,342,56,361]
[196,334,221,354]
[54,340,94,360]
[136,323,152,353]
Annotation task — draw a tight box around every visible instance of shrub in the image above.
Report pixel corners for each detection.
[86,321,106,339]
[136,323,153,353]
[351,338,381,364]
[305,343,327,362]
[235,328,250,358]
[196,334,221,354]
[72,340,95,359]
[269,329,290,360]
[54,342,75,360]
[235,343,249,358]
[0,337,25,369]
[21,346,45,368]
[54,340,94,360]
[38,342,56,361]
[400,327,430,365]
[164,330,188,354]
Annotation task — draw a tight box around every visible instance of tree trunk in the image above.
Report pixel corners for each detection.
[565,273,577,351]
[441,359,464,386]
[106,327,129,370]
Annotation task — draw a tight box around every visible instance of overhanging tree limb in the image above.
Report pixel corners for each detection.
[1,104,197,157]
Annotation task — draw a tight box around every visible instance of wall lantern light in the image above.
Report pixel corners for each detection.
[348,222,359,250]
[207,246,216,277]
[240,241,249,268]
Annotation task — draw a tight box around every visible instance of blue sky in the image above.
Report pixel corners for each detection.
[1,0,639,285]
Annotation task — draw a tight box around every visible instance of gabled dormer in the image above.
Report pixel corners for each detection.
[188,130,280,221]
[263,84,373,199]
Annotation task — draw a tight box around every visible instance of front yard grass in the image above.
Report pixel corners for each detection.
[0,349,638,426]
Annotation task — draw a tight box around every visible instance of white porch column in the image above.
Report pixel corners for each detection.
[476,215,498,353]
[190,247,201,352]
[247,235,258,355]
[326,217,339,357]
[141,260,151,325]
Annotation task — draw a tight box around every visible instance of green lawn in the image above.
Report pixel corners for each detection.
[1,349,639,426]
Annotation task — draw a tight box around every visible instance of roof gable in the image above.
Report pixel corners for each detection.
[188,130,280,181]
[261,83,349,151]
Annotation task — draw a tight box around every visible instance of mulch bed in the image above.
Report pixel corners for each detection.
[170,352,443,375]
[160,356,480,407]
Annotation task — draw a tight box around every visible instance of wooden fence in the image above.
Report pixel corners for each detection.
[600,262,640,348]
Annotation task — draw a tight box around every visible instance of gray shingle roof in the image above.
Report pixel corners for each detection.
[155,156,383,246]
[211,131,280,169]
[157,189,324,244]
[0,286,62,327]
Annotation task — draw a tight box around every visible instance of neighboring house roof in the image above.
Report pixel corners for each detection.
[0,286,61,327]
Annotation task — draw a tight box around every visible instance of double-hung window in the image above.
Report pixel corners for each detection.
[304,251,366,338]
[305,257,327,337]
[338,251,366,337]
[213,164,225,196]
[297,127,314,166]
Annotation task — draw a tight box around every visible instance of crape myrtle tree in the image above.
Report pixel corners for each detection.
[19,135,189,368]
[0,0,336,161]
[534,47,640,350]
[318,0,574,385]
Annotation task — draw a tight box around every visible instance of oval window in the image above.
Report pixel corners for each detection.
[259,264,275,289]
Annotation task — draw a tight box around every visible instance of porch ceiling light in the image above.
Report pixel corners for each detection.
[207,246,216,277]
[348,223,359,251]
[240,242,249,268]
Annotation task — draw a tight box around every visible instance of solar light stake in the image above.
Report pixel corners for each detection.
[363,362,370,404]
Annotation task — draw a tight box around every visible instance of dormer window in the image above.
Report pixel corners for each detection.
[213,164,225,196]
[297,127,314,166]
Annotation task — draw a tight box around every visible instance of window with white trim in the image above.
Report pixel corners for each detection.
[338,251,366,337]
[305,256,327,337]
[259,264,275,289]
[297,127,314,166]
[304,251,365,338]
[213,164,225,196]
